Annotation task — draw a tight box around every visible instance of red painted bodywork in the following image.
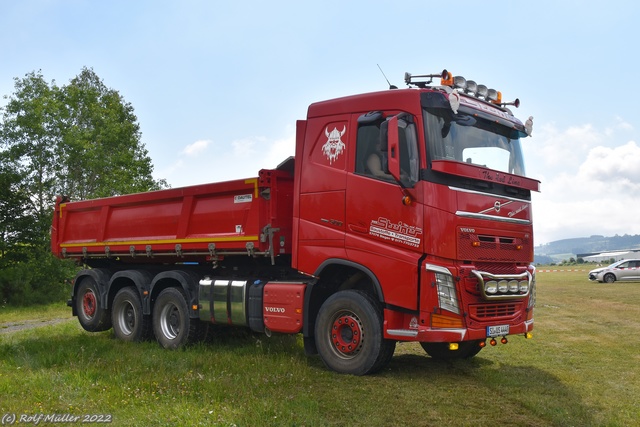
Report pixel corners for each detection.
[52,86,539,344]
[262,282,305,334]
[52,169,294,260]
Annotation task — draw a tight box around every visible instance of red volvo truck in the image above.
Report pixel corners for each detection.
[52,70,539,375]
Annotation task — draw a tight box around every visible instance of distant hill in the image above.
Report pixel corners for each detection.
[534,234,640,263]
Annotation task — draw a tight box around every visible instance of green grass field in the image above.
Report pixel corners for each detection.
[1,268,638,426]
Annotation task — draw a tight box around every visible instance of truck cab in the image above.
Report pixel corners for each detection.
[293,71,538,372]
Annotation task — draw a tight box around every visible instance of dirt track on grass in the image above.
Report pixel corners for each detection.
[0,317,74,334]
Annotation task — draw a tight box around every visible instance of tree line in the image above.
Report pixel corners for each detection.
[1,68,167,305]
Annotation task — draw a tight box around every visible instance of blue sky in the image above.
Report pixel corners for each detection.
[2,0,639,246]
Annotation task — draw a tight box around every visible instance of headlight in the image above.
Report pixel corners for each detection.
[435,272,460,314]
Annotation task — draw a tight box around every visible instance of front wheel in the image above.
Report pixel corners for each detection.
[603,273,616,283]
[112,287,152,342]
[420,340,484,360]
[76,277,111,332]
[315,290,392,375]
[152,287,200,349]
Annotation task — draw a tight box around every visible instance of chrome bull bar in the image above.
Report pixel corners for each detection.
[471,270,532,300]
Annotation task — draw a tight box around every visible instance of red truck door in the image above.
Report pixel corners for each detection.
[344,111,424,310]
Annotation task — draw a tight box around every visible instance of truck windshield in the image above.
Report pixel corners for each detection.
[423,106,527,177]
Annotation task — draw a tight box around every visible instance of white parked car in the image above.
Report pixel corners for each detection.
[588,259,640,283]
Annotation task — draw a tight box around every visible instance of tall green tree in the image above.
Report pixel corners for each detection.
[57,67,166,199]
[1,71,61,250]
[0,67,167,304]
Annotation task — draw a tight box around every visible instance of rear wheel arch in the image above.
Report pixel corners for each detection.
[112,286,152,342]
[74,272,112,332]
[149,270,200,318]
[109,270,154,315]
[152,286,202,349]
[72,268,112,313]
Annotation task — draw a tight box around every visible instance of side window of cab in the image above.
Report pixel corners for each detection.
[355,111,388,179]
[355,111,419,187]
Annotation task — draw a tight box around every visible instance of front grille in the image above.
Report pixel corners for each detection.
[459,232,531,263]
[470,303,519,319]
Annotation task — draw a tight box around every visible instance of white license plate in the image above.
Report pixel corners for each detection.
[487,324,509,337]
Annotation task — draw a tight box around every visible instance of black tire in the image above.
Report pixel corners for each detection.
[420,340,484,360]
[372,338,397,373]
[604,273,616,283]
[76,277,112,332]
[315,290,390,375]
[112,287,152,342]
[152,287,201,349]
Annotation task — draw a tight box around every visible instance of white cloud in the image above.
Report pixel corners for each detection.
[182,139,211,156]
[232,138,260,157]
[613,116,633,132]
[532,122,640,244]
[532,123,603,171]
[578,141,640,190]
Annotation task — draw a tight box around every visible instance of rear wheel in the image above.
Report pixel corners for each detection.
[112,287,152,342]
[153,287,200,349]
[315,290,391,375]
[420,340,484,360]
[76,277,111,332]
[604,273,616,283]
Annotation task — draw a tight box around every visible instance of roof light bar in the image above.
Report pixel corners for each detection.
[415,68,521,108]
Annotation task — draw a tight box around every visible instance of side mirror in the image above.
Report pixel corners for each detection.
[386,116,401,181]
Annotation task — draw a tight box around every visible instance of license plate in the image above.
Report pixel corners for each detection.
[487,324,509,337]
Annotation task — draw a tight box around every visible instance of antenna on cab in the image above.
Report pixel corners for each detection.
[377,64,398,89]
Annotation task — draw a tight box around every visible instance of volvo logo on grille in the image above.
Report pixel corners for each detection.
[494,201,501,212]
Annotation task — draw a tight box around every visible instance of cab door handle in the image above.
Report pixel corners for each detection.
[348,224,367,234]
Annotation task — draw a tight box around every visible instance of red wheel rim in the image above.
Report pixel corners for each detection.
[82,290,97,318]
[331,314,362,355]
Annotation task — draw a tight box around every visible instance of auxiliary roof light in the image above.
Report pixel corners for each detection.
[476,84,488,98]
[434,69,521,108]
[453,76,466,90]
[487,88,500,102]
[465,80,478,95]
